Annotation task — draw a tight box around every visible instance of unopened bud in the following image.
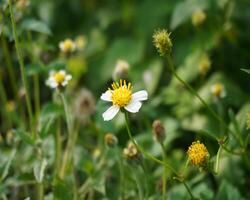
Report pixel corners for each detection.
[123,142,142,164]
[112,59,130,80]
[105,133,118,148]
[152,120,165,142]
[153,29,172,56]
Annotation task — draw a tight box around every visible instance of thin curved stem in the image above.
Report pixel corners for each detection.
[166,55,235,137]
[8,0,35,138]
[160,142,167,200]
[124,112,196,199]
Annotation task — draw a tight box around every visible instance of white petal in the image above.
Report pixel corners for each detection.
[100,90,112,102]
[59,70,66,75]
[61,80,68,86]
[124,100,142,113]
[132,90,148,101]
[65,75,72,81]
[102,106,120,121]
[59,42,64,50]
[50,81,58,88]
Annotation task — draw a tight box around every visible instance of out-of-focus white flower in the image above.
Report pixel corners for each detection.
[211,83,226,98]
[46,70,72,89]
[112,59,130,80]
[59,39,76,53]
[75,35,87,51]
[100,79,148,121]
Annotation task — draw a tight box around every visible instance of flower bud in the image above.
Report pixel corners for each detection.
[153,29,172,56]
[105,133,118,148]
[198,55,211,76]
[152,120,165,143]
[192,9,206,26]
[112,59,130,81]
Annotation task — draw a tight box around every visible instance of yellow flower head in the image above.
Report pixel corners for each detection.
[59,39,76,53]
[46,70,72,89]
[187,141,208,165]
[211,83,226,98]
[199,55,211,76]
[247,113,250,129]
[153,29,172,56]
[192,9,206,26]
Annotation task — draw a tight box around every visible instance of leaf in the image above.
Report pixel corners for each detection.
[14,129,35,145]
[34,159,48,183]
[26,64,45,76]
[0,149,16,181]
[20,19,52,35]
[240,68,250,74]
[53,177,73,200]
[170,0,209,30]
[215,180,244,200]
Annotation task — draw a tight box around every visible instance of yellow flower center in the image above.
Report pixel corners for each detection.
[63,39,74,51]
[110,80,132,107]
[187,141,208,165]
[212,83,223,97]
[54,72,65,84]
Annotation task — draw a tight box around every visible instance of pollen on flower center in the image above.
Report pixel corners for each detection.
[54,72,65,84]
[111,80,132,107]
[187,141,208,165]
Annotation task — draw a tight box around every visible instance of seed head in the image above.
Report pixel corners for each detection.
[153,29,172,56]
[123,142,142,164]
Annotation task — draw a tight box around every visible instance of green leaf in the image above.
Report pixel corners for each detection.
[0,149,16,182]
[215,180,244,200]
[34,159,47,183]
[14,129,35,145]
[26,64,45,76]
[53,177,73,200]
[20,19,52,35]
[170,0,209,30]
[240,68,250,74]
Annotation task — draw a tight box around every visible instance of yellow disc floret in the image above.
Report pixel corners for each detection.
[187,141,208,165]
[110,79,132,107]
[54,72,66,84]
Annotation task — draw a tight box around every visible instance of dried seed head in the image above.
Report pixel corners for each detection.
[153,29,172,56]
[123,142,142,164]
[152,120,165,142]
[105,133,118,148]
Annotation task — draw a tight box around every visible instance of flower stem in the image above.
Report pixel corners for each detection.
[55,119,62,173]
[37,182,44,200]
[215,145,222,174]
[166,55,234,137]
[160,142,167,200]
[8,0,35,138]
[124,112,196,199]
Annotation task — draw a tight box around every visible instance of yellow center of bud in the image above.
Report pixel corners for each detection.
[110,80,132,107]
[187,141,208,165]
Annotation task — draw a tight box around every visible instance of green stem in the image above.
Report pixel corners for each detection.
[124,112,196,199]
[37,182,44,200]
[1,36,19,104]
[8,0,35,137]
[59,92,72,134]
[55,119,61,173]
[115,147,124,199]
[132,167,143,200]
[160,142,167,200]
[215,146,222,174]
[0,78,12,129]
[166,55,234,137]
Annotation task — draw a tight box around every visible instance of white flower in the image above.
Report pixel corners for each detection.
[101,80,148,121]
[59,39,76,53]
[211,83,226,98]
[46,70,72,89]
